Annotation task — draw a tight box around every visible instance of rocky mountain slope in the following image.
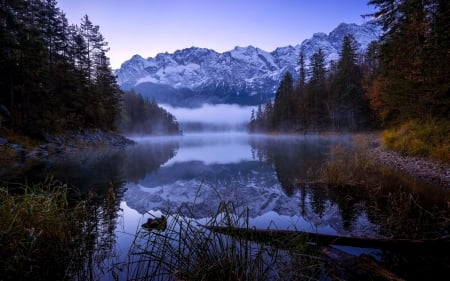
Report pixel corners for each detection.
[115,22,380,107]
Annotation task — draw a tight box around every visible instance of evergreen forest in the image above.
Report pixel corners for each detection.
[249,0,449,162]
[249,35,377,133]
[248,0,450,163]
[0,0,179,138]
[118,90,181,135]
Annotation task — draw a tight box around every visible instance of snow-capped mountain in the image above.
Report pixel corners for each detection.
[115,22,380,107]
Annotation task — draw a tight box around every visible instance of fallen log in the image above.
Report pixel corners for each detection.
[206,226,450,251]
[321,246,405,281]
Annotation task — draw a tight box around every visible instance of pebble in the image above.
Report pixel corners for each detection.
[369,146,450,189]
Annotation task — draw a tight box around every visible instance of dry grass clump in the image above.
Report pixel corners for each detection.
[382,119,450,164]
[0,179,87,281]
[319,135,378,187]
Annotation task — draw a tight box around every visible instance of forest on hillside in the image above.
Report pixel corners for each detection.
[251,0,449,134]
[249,34,377,133]
[118,90,181,135]
[249,0,449,162]
[0,0,180,138]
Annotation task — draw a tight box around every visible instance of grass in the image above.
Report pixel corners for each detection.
[0,179,327,281]
[0,178,87,281]
[382,119,450,164]
[124,200,327,281]
[319,134,378,187]
[317,134,450,240]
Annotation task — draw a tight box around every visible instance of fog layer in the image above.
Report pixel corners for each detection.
[161,104,256,132]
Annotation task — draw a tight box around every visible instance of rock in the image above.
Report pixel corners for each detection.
[7,143,26,159]
[27,148,49,159]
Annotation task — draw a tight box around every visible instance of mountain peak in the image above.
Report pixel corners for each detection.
[115,22,380,107]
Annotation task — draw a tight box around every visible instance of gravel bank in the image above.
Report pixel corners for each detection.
[368,141,450,189]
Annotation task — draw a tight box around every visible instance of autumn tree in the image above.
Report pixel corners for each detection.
[368,0,450,123]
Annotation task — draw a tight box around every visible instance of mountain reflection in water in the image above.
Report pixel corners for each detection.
[3,132,449,280]
[122,133,379,236]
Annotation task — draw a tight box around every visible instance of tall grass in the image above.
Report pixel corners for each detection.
[0,178,87,281]
[382,119,450,163]
[317,135,450,240]
[123,201,326,281]
[319,135,378,186]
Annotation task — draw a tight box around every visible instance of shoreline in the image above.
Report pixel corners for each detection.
[3,130,449,189]
[367,136,450,189]
[0,129,135,163]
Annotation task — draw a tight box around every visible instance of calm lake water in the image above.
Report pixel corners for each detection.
[3,132,449,280]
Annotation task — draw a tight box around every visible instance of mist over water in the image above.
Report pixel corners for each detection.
[161,103,256,132]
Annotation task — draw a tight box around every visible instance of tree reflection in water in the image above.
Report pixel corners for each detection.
[250,137,450,238]
[2,140,180,280]
[249,137,450,280]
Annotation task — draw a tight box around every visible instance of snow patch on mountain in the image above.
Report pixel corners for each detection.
[115,22,380,107]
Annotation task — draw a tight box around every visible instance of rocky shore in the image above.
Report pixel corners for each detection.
[0,129,134,162]
[368,138,450,189]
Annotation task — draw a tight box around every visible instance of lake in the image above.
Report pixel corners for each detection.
[2,132,449,280]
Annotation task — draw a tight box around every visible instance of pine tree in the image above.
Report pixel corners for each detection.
[0,0,123,136]
[306,49,328,131]
[273,72,294,131]
[329,34,364,130]
[296,50,308,132]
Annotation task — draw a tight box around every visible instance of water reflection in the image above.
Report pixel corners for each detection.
[1,140,180,281]
[3,133,449,280]
[122,133,380,237]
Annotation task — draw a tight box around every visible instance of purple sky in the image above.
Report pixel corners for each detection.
[57,0,375,69]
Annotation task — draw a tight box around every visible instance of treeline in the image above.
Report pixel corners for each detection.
[118,90,181,135]
[368,0,449,124]
[0,0,121,136]
[0,0,181,139]
[249,34,377,133]
[250,0,449,134]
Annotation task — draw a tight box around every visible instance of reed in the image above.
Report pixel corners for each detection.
[124,200,326,281]
[0,178,87,281]
[319,135,378,187]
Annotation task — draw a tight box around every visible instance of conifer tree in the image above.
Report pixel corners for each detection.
[0,0,123,136]
[296,50,308,132]
[306,49,328,131]
[273,72,294,131]
[368,0,450,123]
[329,34,364,130]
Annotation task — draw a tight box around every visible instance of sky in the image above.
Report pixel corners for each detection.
[57,0,376,69]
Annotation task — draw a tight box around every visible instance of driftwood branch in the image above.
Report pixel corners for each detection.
[206,226,450,251]
[321,246,405,281]
[206,226,413,280]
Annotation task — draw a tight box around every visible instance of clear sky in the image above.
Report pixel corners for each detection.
[57,0,375,69]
